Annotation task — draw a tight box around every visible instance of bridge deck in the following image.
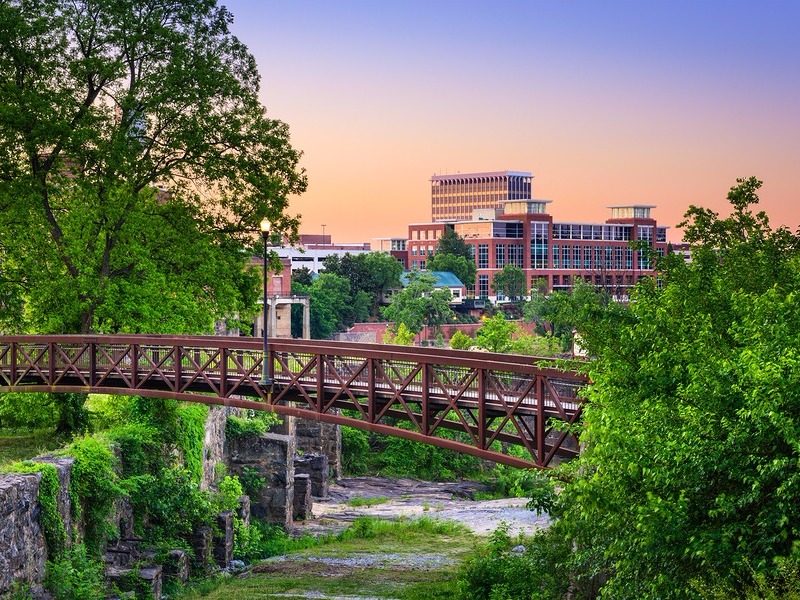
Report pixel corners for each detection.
[0,336,587,469]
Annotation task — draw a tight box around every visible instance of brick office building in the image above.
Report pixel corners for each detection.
[409,171,671,302]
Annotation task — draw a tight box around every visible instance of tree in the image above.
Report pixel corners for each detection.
[0,0,306,334]
[449,330,474,350]
[549,178,800,598]
[425,252,477,289]
[322,252,403,315]
[491,265,527,301]
[436,227,473,260]
[475,313,515,353]
[292,272,368,339]
[381,272,454,335]
[382,322,415,346]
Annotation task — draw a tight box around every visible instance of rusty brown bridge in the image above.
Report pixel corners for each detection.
[0,335,587,469]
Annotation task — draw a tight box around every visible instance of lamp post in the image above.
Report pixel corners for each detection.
[321,224,326,246]
[259,218,272,387]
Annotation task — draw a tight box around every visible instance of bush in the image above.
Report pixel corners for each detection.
[122,467,213,539]
[65,436,120,555]
[105,423,164,477]
[341,426,372,475]
[449,330,474,350]
[457,524,572,600]
[44,544,105,600]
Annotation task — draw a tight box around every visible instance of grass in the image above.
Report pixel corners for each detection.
[345,495,390,508]
[0,429,66,469]
[175,516,476,599]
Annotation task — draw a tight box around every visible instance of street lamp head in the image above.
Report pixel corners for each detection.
[260,218,270,236]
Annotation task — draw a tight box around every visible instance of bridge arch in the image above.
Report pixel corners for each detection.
[0,335,586,469]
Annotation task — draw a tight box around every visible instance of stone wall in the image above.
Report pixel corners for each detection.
[201,405,230,491]
[226,431,296,529]
[296,418,341,480]
[0,457,75,595]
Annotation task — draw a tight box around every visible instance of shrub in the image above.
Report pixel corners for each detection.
[449,330,474,350]
[457,524,572,600]
[175,404,209,484]
[65,436,120,555]
[105,423,164,477]
[44,544,105,600]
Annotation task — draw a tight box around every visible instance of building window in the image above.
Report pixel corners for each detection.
[411,247,417,256]
[478,244,489,269]
[583,246,591,269]
[614,247,624,270]
[552,274,560,286]
[573,246,581,270]
[562,245,571,269]
[625,247,633,269]
[420,260,426,269]
[411,260,418,268]
[552,245,560,269]
[496,244,506,268]
[478,274,489,298]
[530,222,549,269]
[509,244,524,267]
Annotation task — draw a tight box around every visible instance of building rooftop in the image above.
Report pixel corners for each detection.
[400,271,464,288]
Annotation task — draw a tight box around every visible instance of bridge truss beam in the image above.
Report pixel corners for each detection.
[0,336,587,469]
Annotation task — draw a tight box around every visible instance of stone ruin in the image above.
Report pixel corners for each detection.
[0,407,339,598]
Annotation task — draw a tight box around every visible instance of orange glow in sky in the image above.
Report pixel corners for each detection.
[224,1,800,244]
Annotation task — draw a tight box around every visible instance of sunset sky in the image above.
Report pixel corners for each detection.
[223,0,800,244]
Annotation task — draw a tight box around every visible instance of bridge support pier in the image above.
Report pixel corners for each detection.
[226,431,296,530]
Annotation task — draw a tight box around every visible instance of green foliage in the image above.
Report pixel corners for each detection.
[5,461,67,558]
[105,423,165,477]
[0,0,305,334]
[550,178,800,598]
[44,544,105,600]
[426,252,477,288]
[491,265,527,301]
[123,468,213,540]
[0,392,90,437]
[322,252,404,315]
[475,313,516,353]
[217,475,244,513]
[292,272,358,339]
[436,228,473,261]
[449,330,474,350]
[378,424,483,481]
[65,436,121,556]
[457,525,572,600]
[341,426,373,475]
[382,322,416,345]
[175,404,209,484]
[508,332,563,357]
[226,414,268,438]
[239,466,268,499]
[381,271,455,334]
[0,393,59,431]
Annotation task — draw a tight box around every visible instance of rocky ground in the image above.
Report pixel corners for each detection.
[294,476,550,537]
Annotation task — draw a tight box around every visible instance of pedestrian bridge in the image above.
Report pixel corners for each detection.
[0,335,587,469]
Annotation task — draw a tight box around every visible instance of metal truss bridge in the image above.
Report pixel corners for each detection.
[0,335,587,469]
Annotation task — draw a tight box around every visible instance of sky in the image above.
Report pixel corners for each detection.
[222,0,800,244]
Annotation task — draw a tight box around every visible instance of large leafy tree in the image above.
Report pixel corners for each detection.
[550,178,800,598]
[491,264,527,301]
[0,0,306,334]
[427,228,476,287]
[291,273,369,339]
[381,272,454,335]
[321,252,403,316]
[425,252,476,289]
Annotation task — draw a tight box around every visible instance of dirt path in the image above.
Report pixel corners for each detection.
[295,476,550,537]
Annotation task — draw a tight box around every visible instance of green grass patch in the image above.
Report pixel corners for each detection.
[174,516,474,600]
[0,429,65,468]
[345,495,390,508]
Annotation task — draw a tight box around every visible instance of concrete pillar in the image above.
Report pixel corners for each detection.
[303,299,311,339]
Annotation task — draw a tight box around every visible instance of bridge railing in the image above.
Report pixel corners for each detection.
[0,335,588,468]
